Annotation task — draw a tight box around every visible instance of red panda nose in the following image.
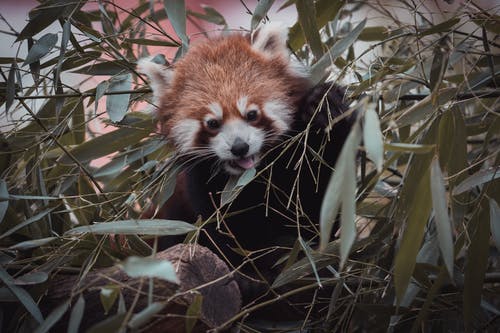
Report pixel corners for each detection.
[230,137,249,157]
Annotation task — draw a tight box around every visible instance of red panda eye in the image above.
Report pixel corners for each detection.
[246,110,258,122]
[206,119,220,130]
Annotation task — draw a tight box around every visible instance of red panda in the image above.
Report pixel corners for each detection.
[138,23,354,309]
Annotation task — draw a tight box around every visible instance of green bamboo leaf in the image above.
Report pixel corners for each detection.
[296,0,323,60]
[164,0,188,47]
[99,285,119,314]
[124,38,177,47]
[396,88,457,127]
[16,4,65,41]
[6,63,16,113]
[358,26,389,41]
[452,166,500,195]
[65,219,196,236]
[59,118,153,164]
[86,313,126,333]
[490,199,500,251]
[14,271,48,285]
[188,5,226,26]
[120,256,179,283]
[68,295,85,333]
[23,33,58,66]
[394,165,432,303]
[128,302,166,330]
[106,74,132,122]
[288,0,344,50]
[72,61,130,75]
[384,143,435,154]
[463,200,490,331]
[251,0,275,30]
[320,121,362,250]
[429,41,449,93]
[437,108,454,169]
[311,19,366,84]
[9,237,57,250]
[33,300,70,333]
[363,108,384,172]
[0,266,43,323]
[419,17,461,37]
[185,294,203,333]
[430,158,454,278]
[0,208,54,239]
[0,179,8,224]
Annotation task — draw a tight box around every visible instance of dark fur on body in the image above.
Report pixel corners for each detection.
[158,83,354,304]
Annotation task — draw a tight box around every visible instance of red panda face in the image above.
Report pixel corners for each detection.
[138,23,310,175]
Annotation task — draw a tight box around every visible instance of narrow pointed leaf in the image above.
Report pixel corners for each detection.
[296,0,323,60]
[164,0,188,47]
[23,33,58,66]
[68,295,85,333]
[6,64,16,113]
[9,237,57,250]
[490,199,500,251]
[430,158,454,278]
[65,219,196,236]
[0,208,54,239]
[463,201,490,331]
[120,256,179,283]
[311,19,366,84]
[320,121,361,250]
[185,295,203,333]
[394,165,432,303]
[129,302,166,330]
[106,74,131,122]
[33,300,70,333]
[0,179,8,224]
[251,0,275,30]
[363,108,384,172]
[452,166,500,195]
[0,266,43,323]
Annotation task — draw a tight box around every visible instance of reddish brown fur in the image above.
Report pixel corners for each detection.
[157,34,308,140]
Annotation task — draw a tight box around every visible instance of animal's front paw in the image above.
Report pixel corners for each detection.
[300,83,348,130]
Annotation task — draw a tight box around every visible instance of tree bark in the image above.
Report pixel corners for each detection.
[43,244,241,332]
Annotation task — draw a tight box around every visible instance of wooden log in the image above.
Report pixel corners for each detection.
[43,244,241,332]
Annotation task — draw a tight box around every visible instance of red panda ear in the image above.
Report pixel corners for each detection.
[137,56,173,104]
[251,22,290,59]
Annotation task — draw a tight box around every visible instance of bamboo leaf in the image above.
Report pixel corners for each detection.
[0,266,43,323]
[128,302,166,330]
[384,143,435,154]
[65,219,196,236]
[68,295,85,333]
[99,286,119,314]
[185,294,203,333]
[311,19,366,84]
[452,166,500,195]
[430,158,454,278]
[419,17,461,37]
[164,0,188,47]
[59,118,153,164]
[490,199,500,251]
[6,63,17,113]
[9,237,57,250]
[0,179,8,224]
[296,0,323,60]
[120,256,179,283]
[320,121,362,251]
[33,300,70,333]
[251,0,275,30]
[0,208,54,239]
[463,200,490,331]
[363,108,384,172]
[23,33,58,66]
[86,314,126,333]
[394,165,432,303]
[106,74,132,122]
[14,271,48,285]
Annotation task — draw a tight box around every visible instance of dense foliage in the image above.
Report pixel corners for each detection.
[0,0,499,331]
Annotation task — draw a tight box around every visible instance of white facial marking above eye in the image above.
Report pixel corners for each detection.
[208,102,223,119]
[236,96,248,116]
[171,119,200,153]
[263,100,293,133]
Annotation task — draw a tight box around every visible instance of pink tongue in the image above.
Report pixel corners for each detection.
[235,156,255,169]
